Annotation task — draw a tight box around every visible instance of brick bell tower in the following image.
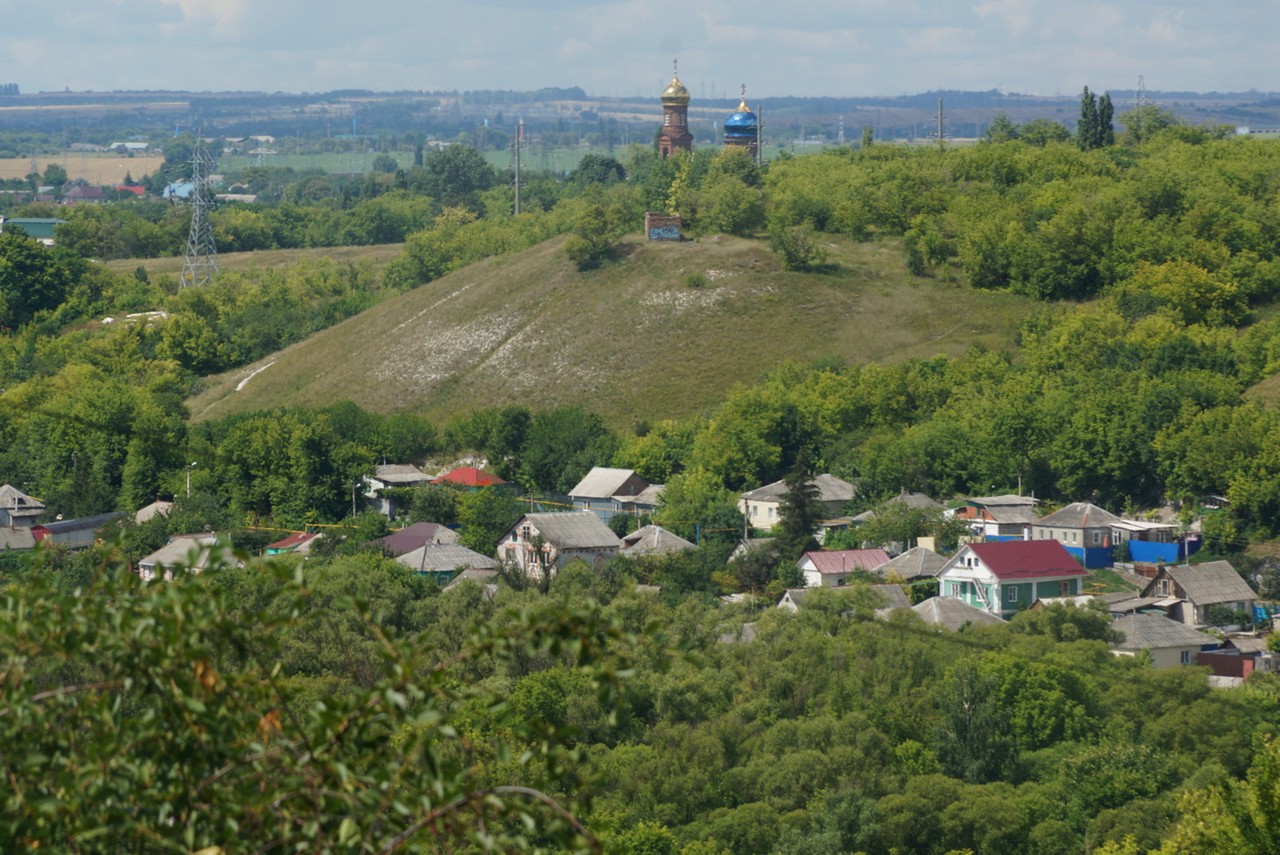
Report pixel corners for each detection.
[658,59,693,158]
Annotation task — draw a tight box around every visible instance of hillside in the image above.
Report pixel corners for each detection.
[186,233,1038,426]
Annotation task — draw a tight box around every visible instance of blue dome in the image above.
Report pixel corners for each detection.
[725,110,758,131]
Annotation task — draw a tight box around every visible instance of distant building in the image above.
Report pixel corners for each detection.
[658,62,693,158]
[723,86,760,158]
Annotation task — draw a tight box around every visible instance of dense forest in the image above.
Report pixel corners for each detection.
[4,105,1280,851]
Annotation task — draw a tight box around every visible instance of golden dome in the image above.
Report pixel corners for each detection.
[662,76,691,105]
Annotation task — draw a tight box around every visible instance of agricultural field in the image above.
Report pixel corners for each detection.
[0,154,163,184]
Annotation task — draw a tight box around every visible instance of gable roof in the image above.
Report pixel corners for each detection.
[431,466,506,488]
[374,522,458,556]
[396,543,496,574]
[568,467,647,499]
[877,546,948,579]
[521,511,621,550]
[966,494,1039,508]
[1036,501,1123,529]
[1112,613,1218,651]
[1152,561,1257,606]
[965,540,1088,580]
[0,483,45,514]
[619,524,695,557]
[741,473,856,504]
[799,548,891,575]
[912,596,1006,630]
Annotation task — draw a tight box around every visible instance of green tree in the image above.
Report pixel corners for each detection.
[775,462,821,560]
[456,487,522,553]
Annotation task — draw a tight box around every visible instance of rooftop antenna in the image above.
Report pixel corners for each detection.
[180,131,218,288]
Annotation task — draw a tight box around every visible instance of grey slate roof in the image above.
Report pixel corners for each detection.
[134,500,174,524]
[967,494,1039,507]
[0,483,44,515]
[1112,614,1218,651]
[876,546,948,579]
[444,567,499,590]
[871,584,911,610]
[1157,561,1258,606]
[569,467,647,499]
[524,511,621,549]
[912,597,1006,630]
[373,464,430,487]
[0,527,35,550]
[740,473,856,504]
[619,524,695,557]
[1036,501,1123,529]
[138,533,222,572]
[396,543,495,574]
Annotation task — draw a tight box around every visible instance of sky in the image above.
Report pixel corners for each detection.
[4,0,1277,100]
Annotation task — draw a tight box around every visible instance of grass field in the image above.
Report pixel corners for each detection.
[0,155,164,185]
[185,232,1038,427]
[105,243,405,279]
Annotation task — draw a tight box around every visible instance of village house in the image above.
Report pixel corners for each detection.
[370,522,459,557]
[909,596,1007,630]
[0,483,45,527]
[739,473,856,532]
[618,524,695,557]
[568,467,659,521]
[936,539,1089,619]
[796,547,891,587]
[497,511,620,579]
[363,464,432,518]
[265,531,321,556]
[875,545,948,582]
[1111,613,1219,668]
[395,543,496,580]
[1030,501,1123,568]
[948,494,1039,540]
[431,466,507,490]
[1139,561,1259,627]
[137,533,229,582]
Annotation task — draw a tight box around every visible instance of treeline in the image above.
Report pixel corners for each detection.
[5,545,1279,853]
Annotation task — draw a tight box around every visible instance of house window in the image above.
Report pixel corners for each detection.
[1092,531,1102,545]
[1038,528,1045,538]
[1157,579,1170,596]
[1005,585,1018,604]
[1180,650,1192,665]
[1059,580,1072,596]
[837,577,847,587]
[768,507,775,520]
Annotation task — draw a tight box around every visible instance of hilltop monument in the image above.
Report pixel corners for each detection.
[658,60,693,158]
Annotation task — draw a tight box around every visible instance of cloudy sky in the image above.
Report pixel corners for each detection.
[4,0,1276,99]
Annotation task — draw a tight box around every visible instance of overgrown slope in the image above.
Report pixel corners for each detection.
[187,233,1037,426]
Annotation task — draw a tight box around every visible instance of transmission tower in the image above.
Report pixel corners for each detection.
[180,132,218,289]
[1135,75,1152,109]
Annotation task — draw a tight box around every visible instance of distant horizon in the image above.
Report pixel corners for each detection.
[6,2,1277,104]
[9,84,1279,103]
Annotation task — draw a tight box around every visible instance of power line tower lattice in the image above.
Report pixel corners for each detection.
[180,132,218,289]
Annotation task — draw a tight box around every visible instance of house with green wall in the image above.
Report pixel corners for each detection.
[936,539,1089,619]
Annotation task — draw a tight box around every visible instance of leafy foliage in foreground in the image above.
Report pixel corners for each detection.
[0,548,629,852]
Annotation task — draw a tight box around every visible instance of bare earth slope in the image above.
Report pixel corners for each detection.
[186,234,1036,426]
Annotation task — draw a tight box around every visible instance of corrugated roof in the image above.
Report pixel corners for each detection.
[966,540,1088,580]
[799,548,892,575]
[396,543,496,574]
[1036,501,1123,529]
[375,522,458,556]
[877,546,948,579]
[569,467,646,499]
[0,483,44,511]
[524,511,621,549]
[1159,561,1258,606]
[913,597,1006,630]
[266,531,319,551]
[134,500,174,524]
[431,466,506,487]
[619,483,665,506]
[38,512,123,534]
[139,533,221,570]
[967,494,1039,507]
[871,584,911,610]
[741,473,856,504]
[373,464,430,486]
[0,527,35,550]
[1112,614,1217,651]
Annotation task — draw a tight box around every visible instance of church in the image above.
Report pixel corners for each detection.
[657,62,759,159]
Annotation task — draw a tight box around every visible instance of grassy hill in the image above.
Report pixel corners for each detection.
[185,233,1039,427]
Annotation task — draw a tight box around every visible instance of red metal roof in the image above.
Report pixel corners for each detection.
[800,548,892,575]
[431,466,506,487]
[968,540,1088,579]
[266,531,318,550]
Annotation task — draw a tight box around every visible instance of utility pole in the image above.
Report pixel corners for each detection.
[937,97,945,146]
[514,117,523,216]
